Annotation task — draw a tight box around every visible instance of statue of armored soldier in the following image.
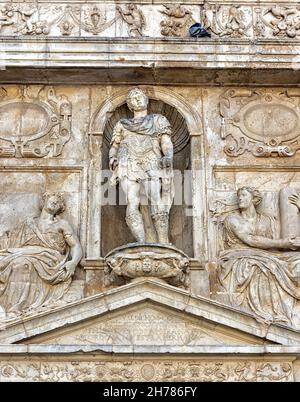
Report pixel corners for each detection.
[109,88,174,244]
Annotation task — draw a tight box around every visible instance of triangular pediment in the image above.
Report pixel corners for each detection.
[0,279,299,346]
[27,301,265,346]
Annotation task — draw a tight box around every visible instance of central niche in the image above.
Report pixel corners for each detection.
[101,99,193,257]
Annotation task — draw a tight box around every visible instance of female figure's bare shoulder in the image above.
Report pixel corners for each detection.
[225,212,242,229]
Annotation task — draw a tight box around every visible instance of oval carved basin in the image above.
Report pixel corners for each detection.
[0,102,49,140]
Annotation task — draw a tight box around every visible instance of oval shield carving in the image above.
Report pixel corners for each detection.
[233,100,300,145]
[0,101,51,142]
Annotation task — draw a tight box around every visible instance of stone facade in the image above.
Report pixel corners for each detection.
[0,0,300,382]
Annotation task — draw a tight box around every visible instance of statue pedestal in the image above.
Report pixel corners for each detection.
[104,243,190,288]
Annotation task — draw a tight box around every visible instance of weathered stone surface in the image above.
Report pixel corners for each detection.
[0,354,296,382]
[1,280,300,346]
[0,0,300,383]
[105,244,190,288]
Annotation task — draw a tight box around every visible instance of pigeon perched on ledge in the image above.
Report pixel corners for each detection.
[189,23,211,38]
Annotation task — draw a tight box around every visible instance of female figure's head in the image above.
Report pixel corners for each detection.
[41,192,65,216]
[237,187,262,211]
[126,88,148,112]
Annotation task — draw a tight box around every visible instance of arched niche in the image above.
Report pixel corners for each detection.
[101,99,193,257]
[87,87,204,260]
[90,86,202,136]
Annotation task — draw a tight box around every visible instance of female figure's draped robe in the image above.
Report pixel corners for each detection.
[219,213,300,324]
[0,218,72,316]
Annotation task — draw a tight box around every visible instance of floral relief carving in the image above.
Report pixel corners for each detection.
[56,6,80,36]
[0,3,51,35]
[0,4,15,31]
[0,86,72,158]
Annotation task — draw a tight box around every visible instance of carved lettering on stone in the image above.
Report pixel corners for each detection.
[35,304,250,346]
[219,89,300,157]
[0,86,72,158]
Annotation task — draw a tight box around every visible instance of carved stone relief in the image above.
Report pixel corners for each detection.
[0,2,299,40]
[219,89,300,157]
[0,192,83,320]
[0,79,299,381]
[212,186,300,326]
[81,5,118,36]
[117,4,145,37]
[0,86,72,158]
[255,5,300,39]
[202,3,252,38]
[105,244,190,288]
[0,359,294,382]
[160,4,195,37]
[56,6,80,36]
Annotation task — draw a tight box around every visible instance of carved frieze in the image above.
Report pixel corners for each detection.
[255,5,300,39]
[81,5,118,36]
[117,4,145,37]
[219,89,300,157]
[56,6,80,36]
[202,3,252,38]
[160,4,194,37]
[0,2,297,40]
[0,86,72,158]
[0,360,294,382]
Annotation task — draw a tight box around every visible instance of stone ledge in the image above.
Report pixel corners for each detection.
[0,38,299,70]
[0,67,299,86]
[0,344,300,355]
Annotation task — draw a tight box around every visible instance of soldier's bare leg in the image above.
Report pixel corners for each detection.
[144,177,170,244]
[121,178,145,242]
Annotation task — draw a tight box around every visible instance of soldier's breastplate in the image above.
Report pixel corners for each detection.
[121,133,158,159]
